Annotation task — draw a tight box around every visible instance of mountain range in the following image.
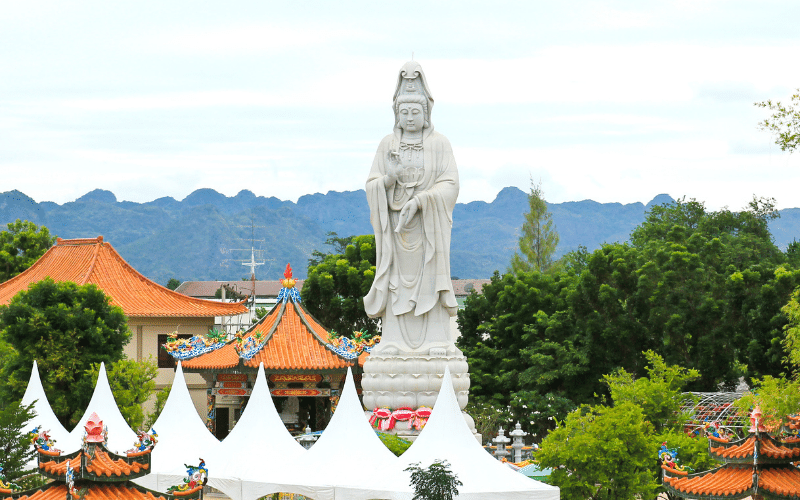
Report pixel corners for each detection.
[2,188,799,285]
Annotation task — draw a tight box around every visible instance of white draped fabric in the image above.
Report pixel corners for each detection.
[63,362,137,453]
[242,367,400,500]
[134,361,221,492]
[25,360,561,499]
[209,364,306,500]
[21,360,71,467]
[335,366,560,500]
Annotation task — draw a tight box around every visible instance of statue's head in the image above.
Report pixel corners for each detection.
[393,61,434,132]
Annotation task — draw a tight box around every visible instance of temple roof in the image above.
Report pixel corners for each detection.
[180,263,366,372]
[663,408,800,500]
[0,237,247,318]
[38,448,151,480]
[708,435,800,463]
[182,298,355,371]
[0,482,202,500]
[664,465,800,500]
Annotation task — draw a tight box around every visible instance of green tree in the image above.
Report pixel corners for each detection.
[302,234,378,337]
[780,285,800,371]
[756,88,800,153]
[0,401,37,481]
[509,180,559,274]
[0,220,55,282]
[165,278,181,291]
[603,350,699,434]
[0,278,131,427]
[459,196,799,436]
[405,460,462,500]
[537,402,657,500]
[80,359,158,430]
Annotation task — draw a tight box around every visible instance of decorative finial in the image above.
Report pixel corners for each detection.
[281,263,296,289]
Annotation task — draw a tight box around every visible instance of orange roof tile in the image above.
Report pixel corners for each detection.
[85,449,150,477]
[761,467,800,497]
[39,454,80,476]
[664,465,800,500]
[0,237,247,318]
[38,448,149,480]
[664,466,753,498]
[183,299,354,371]
[2,483,180,500]
[243,301,351,371]
[710,436,800,462]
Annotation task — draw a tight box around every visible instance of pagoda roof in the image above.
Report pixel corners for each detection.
[0,482,198,500]
[0,237,247,318]
[182,298,354,372]
[180,263,370,372]
[663,464,800,500]
[708,435,800,464]
[36,444,151,482]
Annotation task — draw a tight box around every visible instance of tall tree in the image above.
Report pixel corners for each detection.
[756,88,800,153]
[0,401,37,481]
[459,196,799,437]
[0,278,131,427]
[509,180,559,274]
[301,234,379,337]
[0,220,55,282]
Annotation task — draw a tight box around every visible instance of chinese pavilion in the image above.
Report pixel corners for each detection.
[662,409,800,500]
[166,264,375,439]
[0,236,249,418]
[0,412,203,500]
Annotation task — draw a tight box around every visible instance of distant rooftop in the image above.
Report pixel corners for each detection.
[0,237,248,318]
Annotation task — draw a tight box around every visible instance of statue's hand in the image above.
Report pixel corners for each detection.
[395,197,419,233]
[385,151,402,187]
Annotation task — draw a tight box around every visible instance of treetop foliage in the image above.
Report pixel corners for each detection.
[0,401,37,481]
[302,233,378,337]
[405,460,462,500]
[509,180,559,275]
[0,278,130,427]
[756,88,800,153]
[0,220,55,283]
[459,196,800,438]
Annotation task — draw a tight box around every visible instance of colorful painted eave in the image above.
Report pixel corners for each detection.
[0,237,248,318]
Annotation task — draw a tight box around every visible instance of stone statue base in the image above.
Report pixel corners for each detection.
[361,351,480,442]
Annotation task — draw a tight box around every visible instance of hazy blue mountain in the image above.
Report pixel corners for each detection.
[2,188,797,285]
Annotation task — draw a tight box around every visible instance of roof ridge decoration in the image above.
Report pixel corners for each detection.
[163,328,230,360]
[326,328,381,360]
[236,302,285,360]
[276,263,301,303]
[0,464,21,494]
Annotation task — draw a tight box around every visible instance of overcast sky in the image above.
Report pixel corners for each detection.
[2,1,800,210]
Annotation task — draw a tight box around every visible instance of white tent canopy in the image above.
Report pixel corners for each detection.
[134,361,221,492]
[21,360,70,443]
[210,363,307,500]
[336,366,560,500]
[242,367,401,500]
[63,362,137,453]
[21,360,71,467]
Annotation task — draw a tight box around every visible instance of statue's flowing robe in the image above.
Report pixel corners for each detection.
[364,126,459,353]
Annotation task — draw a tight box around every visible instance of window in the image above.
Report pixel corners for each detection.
[158,334,191,368]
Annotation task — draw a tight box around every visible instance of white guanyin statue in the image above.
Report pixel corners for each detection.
[363,60,460,357]
[361,62,476,439]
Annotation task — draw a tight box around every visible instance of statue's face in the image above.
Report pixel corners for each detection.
[398,102,425,133]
